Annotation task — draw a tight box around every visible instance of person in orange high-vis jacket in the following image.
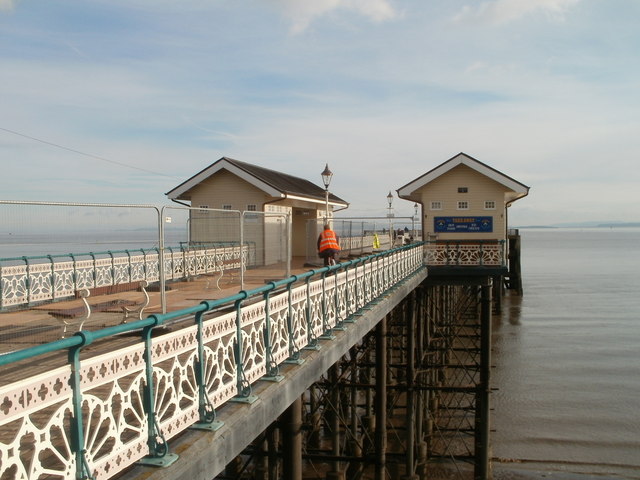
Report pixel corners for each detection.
[317,224,340,266]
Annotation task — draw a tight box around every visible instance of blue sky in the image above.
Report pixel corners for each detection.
[1,0,639,226]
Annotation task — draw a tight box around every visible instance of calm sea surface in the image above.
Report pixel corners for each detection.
[0,231,188,259]
[492,228,640,479]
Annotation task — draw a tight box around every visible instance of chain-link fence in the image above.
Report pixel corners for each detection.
[170,205,290,284]
[0,201,291,351]
[305,216,422,265]
[0,201,163,348]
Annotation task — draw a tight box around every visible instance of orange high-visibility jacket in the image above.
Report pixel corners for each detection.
[318,229,340,253]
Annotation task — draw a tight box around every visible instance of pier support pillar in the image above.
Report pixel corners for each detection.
[282,396,302,480]
[327,363,344,480]
[403,291,418,480]
[474,278,492,480]
[375,315,388,480]
[309,385,321,448]
[267,424,279,480]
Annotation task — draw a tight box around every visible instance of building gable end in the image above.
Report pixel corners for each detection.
[398,152,529,200]
[166,158,282,200]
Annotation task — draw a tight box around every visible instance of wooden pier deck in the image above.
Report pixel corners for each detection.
[0,258,314,366]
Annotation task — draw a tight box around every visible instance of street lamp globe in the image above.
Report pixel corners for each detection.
[321,164,333,223]
[321,164,333,190]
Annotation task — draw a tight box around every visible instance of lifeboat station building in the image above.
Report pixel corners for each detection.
[165,157,349,266]
[397,152,529,279]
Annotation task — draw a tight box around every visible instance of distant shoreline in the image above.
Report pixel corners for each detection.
[516,222,640,229]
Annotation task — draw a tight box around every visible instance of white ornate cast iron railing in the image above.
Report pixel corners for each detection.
[0,244,252,310]
[424,240,505,267]
[0,243,425,480]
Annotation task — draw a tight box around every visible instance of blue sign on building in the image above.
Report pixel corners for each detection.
[434,216,493,233]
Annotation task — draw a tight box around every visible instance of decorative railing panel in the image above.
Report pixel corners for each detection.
[201,309,240,407]
[424,241,505,267]
[289,284,310,354]
[0,244,425,480]
[0,245,251,310]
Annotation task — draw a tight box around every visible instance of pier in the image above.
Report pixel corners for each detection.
[0,154,528,479]
[0,239,508,480]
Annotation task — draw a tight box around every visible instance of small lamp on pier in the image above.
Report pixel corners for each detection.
[321,163,333,223]
[387,191,394,247]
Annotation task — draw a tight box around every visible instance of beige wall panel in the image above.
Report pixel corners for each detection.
[418,165,510,241]
[187,170,269,251]
[189,170,267,211]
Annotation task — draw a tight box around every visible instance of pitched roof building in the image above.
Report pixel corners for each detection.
[166,157,348,210]
[166,157,348,261]
[398,152,529,241]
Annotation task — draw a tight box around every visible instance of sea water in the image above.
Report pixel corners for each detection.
[491,228,640,479]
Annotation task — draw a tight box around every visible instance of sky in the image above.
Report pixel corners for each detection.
[1,0,639,226]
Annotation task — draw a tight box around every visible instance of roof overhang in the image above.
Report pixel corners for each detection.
[285,193,348,209]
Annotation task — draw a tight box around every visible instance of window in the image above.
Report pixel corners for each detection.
[484,201,496,210]
[222,204,232,210]
[247,204,257,212]
[458,187,468,193]
[430,201,442,210]
[199,205,209,213]
[457,201,469,210]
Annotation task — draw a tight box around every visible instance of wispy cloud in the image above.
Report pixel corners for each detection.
[269,0,398,34]
[454,0,582,25]
[2,1,638,225]
[0,0,16,12]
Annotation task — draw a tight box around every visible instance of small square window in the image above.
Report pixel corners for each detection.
[457,201,469,210]
[222,204,232,210]
[458,187,468,193]
[430,201,442,210]
[247,204,257,212]
[484,201,496,210]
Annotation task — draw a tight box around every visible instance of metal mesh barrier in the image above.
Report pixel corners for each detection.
[0,201,161,349]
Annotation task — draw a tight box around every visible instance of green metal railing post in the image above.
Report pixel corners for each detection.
[331,264,345,331]
[285,278,303,363]
[231,291,256,401]
[191,307,224,432]
[262,284,282,377]
[47,255,55,300]
[137,314,179,467]
[68,331,96,480]
[23,256,31,304]
[303,275,320,350]
[343,263,355,323]
[319,269,335,340]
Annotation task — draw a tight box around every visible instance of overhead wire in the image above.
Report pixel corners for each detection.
[0,126,180,179]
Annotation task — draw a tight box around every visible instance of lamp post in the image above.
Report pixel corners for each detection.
[387,191,393,248]
[321,164,333,224]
